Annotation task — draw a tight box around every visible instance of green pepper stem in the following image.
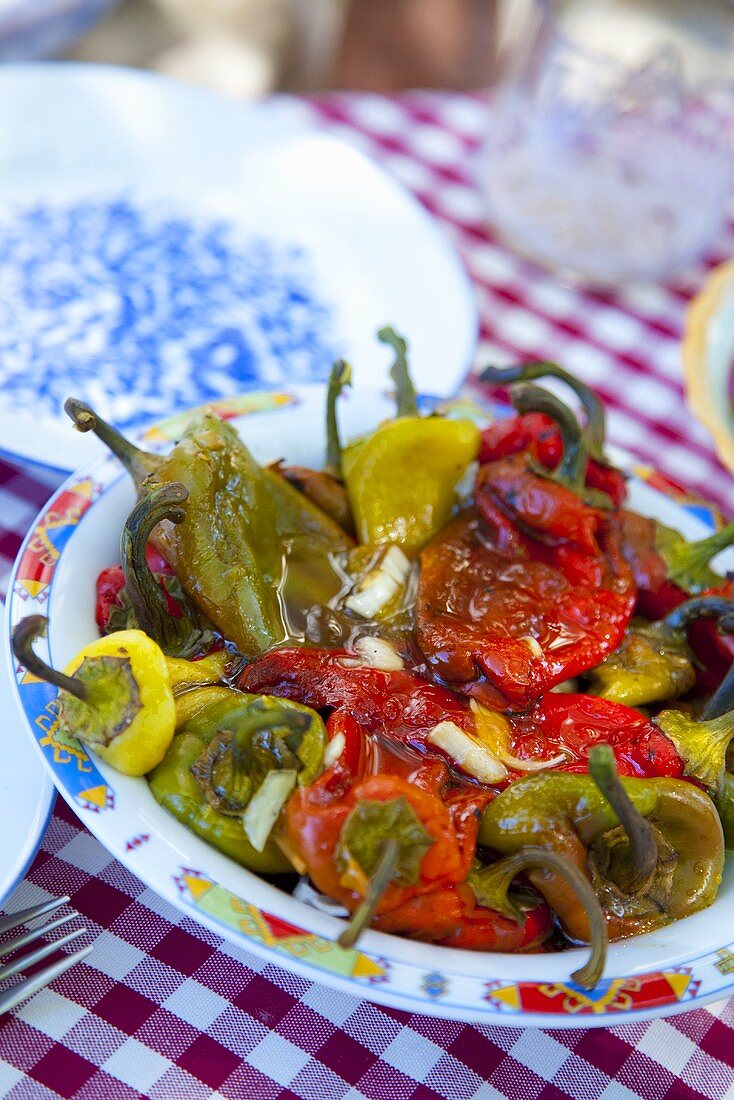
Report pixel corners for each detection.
[485,846,607,989]
[120,483,189,650]
[379,326,418,419]
[661,595,734,634]
[588,744,658,892]
[11,615,88,702]
[64,398,161,489]
[480,361,606,459]
[337,837,400,949]
[510,383,588,492]
[665,521,734,589]
[702,659,734,721]
[325,359,352,478]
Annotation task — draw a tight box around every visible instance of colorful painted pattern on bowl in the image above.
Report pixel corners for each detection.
[5,393,734,1026]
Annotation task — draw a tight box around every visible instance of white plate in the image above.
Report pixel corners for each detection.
[5,386,733,1027]
[0,602,54,907]
[0,63,476,474]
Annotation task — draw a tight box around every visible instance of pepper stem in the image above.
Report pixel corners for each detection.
[588,744,658,892]
[337,837,400,949]
[325,359,352,478]
[11,615,88,702]
[661,594,734,635]
[480,361,606,459]
[120,483,189,651]
[664,521,734,590]
[702,659,734,721]
[510,383,588,493]
[64,398,161,489]
[379,326,418,419]
[481,846,607,989]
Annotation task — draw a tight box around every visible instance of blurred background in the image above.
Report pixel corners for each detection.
[4,0,734,99]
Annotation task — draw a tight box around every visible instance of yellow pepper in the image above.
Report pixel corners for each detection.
[333,328,480,552]
[13,618,240,778]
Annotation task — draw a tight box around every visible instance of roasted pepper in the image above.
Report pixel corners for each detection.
[113,482,218,658]
[476,693,684,780]
[587,596,734,708]
[417,386,635,709]
[13,616,176,776]
[65,399,352,656]
[655,661,734,846]
[241,647,682,784]
[620,509,734,618]
[149,689,326,872]
[285,712,552,952]
[333,328,480,551]
[479,744,725,941]
[479,361,627,507]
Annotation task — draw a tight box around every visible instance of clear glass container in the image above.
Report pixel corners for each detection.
[482,0,734,285]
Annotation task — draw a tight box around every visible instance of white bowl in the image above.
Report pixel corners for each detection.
[5,386,734,1027]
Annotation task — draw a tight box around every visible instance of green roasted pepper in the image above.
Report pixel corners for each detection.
[149,690,327,872]
[479,745,724,942]
[65,400,352,655]
[588,596,734,708]
[655,659,734,847]
[331,329,480,552]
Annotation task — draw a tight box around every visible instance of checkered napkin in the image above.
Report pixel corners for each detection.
[2,91,734,1100]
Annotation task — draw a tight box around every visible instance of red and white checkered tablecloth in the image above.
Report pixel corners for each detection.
[2,90,734,1100]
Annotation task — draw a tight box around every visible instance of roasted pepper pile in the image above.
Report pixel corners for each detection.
[15,336,733,990]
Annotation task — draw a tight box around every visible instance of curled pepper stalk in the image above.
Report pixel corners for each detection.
[509,384,611,508]
[481,360,607,460]
[587,745,658,892]
[589,595,734,708]
[469,847,607,989]
[120,481,217,659]
[64,398,161,490]
[12,615,175,776]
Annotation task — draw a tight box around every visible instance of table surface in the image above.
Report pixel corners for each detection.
[2,89,734,1100]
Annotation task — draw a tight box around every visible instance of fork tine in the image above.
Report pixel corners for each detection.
[0,928,87,984]
[0,897,70,936]
[0,913,76,960]
[0,945,93,1016]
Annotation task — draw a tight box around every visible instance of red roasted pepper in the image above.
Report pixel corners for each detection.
[478,361,627,508]
[241,647,684,782]
[479,412,627,508]
[240,646,475,753]
[284,713,551,950]
[417,390,635,710]
[507,694,683,780]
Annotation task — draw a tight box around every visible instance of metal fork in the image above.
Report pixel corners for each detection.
[0,897,93,1015]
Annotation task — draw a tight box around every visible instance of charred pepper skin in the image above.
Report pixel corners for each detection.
[416,496,635,710]
[416,386,636,710]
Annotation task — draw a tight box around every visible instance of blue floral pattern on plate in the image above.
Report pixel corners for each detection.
[0,198,337,429]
